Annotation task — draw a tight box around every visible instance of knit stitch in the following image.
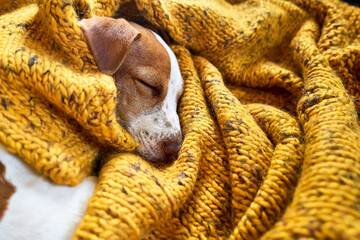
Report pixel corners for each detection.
[0,0,359,239]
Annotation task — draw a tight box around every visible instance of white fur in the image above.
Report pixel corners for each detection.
[127,31,184,161]
[0,145,96,240]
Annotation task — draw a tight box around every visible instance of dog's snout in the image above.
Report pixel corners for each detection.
[163,140,180,155]
[162,138,182,161]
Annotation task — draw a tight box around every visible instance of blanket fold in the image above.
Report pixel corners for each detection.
[0,0,137,185]
[1,0,360,239]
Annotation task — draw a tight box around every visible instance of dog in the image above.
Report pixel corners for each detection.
[81,17,184,163]
[0,17,184,239]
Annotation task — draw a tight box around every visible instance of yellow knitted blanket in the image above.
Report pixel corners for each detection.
[1,0,360,239]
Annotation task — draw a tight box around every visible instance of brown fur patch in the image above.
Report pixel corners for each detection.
[0,161,16,220]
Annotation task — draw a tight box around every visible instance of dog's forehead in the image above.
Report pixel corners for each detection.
[151,31,184,99]
[127,21,183,96]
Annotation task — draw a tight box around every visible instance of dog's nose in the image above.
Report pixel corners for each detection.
[162,139,181,160]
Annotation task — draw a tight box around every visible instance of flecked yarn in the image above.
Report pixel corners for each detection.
[1,0,360,239]
[0,0,137,186]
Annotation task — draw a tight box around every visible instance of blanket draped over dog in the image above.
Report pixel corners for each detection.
[1,0,360,239]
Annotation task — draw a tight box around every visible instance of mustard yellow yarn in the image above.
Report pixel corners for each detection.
[1,0,360,239]
[0,0,137,185]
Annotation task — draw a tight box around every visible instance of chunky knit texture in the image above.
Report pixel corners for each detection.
[1,0,360,239]
[0,0,138,186]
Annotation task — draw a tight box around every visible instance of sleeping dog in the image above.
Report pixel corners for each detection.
[0,17,184,239]
[81,17,184,163]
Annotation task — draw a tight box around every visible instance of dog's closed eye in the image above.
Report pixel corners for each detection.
[134,78,160,97]
[132,68,163,97]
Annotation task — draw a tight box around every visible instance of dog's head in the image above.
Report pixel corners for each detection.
[81,17,184,164]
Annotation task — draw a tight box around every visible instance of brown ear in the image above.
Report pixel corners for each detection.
[81,17,141,75]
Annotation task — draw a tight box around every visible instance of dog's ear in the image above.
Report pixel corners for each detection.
[81,17,141,75]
